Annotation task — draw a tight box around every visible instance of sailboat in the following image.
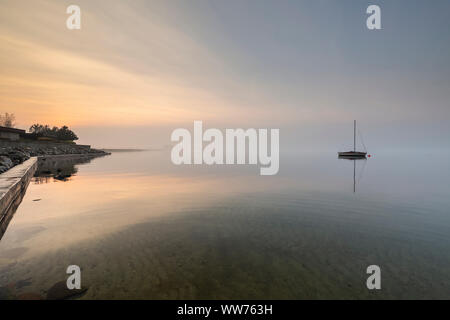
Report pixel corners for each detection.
[338,120,367,158]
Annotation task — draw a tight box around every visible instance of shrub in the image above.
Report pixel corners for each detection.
[29,124,79,141]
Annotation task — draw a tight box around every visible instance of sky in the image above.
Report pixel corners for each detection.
[1,0,449,149]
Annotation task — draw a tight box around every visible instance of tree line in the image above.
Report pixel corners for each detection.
[29,124,79,141]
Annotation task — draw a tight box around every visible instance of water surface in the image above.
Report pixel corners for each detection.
[0,150,449,299]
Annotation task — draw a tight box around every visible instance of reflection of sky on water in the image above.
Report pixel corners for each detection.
[0,150,449,299]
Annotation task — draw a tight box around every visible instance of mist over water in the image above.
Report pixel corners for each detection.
[1,0,450,301]
[0,149,449,299]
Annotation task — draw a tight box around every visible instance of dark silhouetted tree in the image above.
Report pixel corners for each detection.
[56,125,78,141]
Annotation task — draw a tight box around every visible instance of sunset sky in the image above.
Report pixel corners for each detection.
[1,0,449,149]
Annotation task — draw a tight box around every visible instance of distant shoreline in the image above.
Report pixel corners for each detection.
[99,148,160,152]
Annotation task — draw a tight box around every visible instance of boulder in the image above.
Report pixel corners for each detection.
[46,281,88,300]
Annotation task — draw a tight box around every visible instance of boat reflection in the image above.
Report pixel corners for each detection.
[338,155,367,193]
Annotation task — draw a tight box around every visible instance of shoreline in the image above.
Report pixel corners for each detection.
[0,140,109,174]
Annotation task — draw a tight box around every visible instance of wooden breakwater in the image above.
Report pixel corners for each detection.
[0,157,38,240]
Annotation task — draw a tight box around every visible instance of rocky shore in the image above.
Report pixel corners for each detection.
[0,142,108,174]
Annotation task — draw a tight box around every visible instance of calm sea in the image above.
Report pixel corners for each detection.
[0,150,449,299]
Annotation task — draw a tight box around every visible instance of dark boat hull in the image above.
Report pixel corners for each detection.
[338,151,367,158]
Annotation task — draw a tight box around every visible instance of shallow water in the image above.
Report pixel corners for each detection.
[0,150,449,299]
